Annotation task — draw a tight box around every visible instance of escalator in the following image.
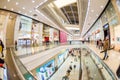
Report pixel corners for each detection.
[81,47,117,80]
[5,48,21,80]
[4,47,37,80]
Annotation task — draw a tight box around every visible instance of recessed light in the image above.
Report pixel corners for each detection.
[22,7,25,9]
[100,6,104,8]
[8,0,10,2]
[32,0,35,3]
[91,10,94,12]
[16,2,19,5]
[11,8,14,11]
[96,14,99,16]
[18,11,21,13]
[29,11,32,13]
[4,6,6,9]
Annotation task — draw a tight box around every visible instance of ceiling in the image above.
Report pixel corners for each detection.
[0,0,109,37]
[61,3,79,24]
[81,0,109,37]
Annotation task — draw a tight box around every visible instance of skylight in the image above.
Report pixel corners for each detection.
[54,0,76,8]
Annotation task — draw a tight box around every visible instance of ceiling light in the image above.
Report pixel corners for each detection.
[91,10,94,12]
[11,8,14,11]
[119,57,120,60]
[54,0,76,8]
[8,0,10,2]
[65,27,79,30]
[96,14,99,17]
[32,0,35,3]
[18,11,21,13]
[22,7,25,9]
[29,11,32,13]
[100,5,104,8]
[4,6,6,9]
[16,2,19,5]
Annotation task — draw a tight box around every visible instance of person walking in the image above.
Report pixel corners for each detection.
[103,37,109,60]
[15,40,17,51]
[0,39,4,57]
[62,72,69,80]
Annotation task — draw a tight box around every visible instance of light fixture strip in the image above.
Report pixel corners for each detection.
[63,8,72,24]
[35,9,60,29]
[35,0,48,8]
[70,4,76,24]
[81,0,91,36]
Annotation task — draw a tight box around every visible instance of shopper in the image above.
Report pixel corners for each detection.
[96,40,99,48]
[15,40,17,51]
[99,39,103,50]
[103,37,109,60]
[62,71,70,80]
[0,39,4,57]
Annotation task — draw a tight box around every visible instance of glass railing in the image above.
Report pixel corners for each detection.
[85,46,117,80]
[8,47,37,80]
[17,41,82,58]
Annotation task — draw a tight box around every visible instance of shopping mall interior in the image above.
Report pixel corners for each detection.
[0,0,120,80]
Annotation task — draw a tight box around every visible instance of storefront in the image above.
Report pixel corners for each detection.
[17,16,32,47]
[60,31,67,43]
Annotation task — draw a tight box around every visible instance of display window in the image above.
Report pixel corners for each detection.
[101,12,108,24]
[58,53,64,67]
[106,2,116,19]
[64,49,69,59]
[60,31,67,43]
[53,29,59,41]
[31,22,41,46]
[36,60,55,80]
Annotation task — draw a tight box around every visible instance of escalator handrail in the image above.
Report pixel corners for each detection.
[9,47,37,80]
[9,48,25,80]
[85,46,117,80]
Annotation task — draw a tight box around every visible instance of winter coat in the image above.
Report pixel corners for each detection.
[103,40,109,51]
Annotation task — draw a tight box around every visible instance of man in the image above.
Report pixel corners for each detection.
[103,37,109,60]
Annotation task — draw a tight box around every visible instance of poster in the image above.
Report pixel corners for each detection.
[58,53,64,67]
[36,60,55,80]
[18,16,32,39]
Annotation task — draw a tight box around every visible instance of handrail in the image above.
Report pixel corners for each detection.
[8,47,37,80]
[85,46,117,80]
[18,42,82,58]
[9,48,25,80]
